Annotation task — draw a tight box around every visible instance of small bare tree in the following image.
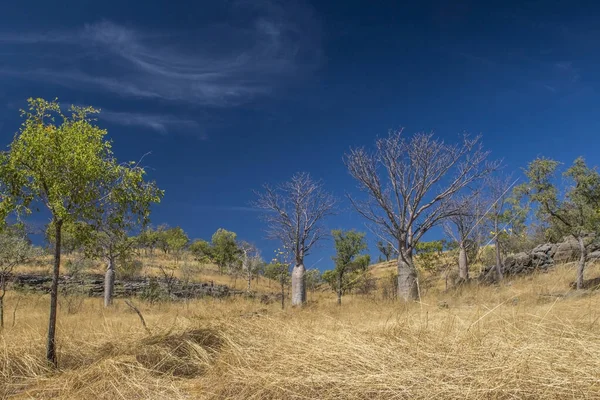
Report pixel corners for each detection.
[345,130,498,300]
[255,173,336,306]
[239,241,262,291]
[444,194,485,281]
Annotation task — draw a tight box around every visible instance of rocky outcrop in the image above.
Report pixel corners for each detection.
[9,273,242,299]
[479,236,600,282]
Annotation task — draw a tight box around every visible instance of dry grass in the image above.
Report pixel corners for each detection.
[12,252,280,293]
[2,262,600,399]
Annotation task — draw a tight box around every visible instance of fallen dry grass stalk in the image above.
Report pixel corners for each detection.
[1,263,600,399]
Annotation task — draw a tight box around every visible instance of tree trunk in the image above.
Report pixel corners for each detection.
[458,242,469,280]
[337,273,343,306]
[0,275,5,329]
[397,250,418,301]
[291,263,306,306]
[280,276,285,310]
[494,236,503,281]
[247,272,251,291]
[494,218,503,281]
[104,257,116,307]
[46,218,62,367]
[576,236,586,290]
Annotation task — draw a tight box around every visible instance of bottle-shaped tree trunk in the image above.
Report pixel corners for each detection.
[104,257,116,307]
[397,248,418,301]
[291,262,306,306]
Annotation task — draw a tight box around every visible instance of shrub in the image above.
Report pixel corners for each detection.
[118,257,144,280]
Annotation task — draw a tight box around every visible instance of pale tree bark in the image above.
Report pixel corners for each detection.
[458,243,469,280]
[291,263,306,306]
[47,218,62,367]
[345,131,498,301]
[576,236,586,290]
[255,173,335,306]
[104,257,116,307]
[397,250,418,301]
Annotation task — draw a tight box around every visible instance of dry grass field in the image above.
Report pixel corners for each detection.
[2,261,600,399]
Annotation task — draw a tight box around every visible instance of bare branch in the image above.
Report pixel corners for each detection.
[255,172,336,263]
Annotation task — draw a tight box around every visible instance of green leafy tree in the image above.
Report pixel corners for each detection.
[0,98,161,366]
[518,157,600,289]
[211,228,239,274]
[189,239,213,264]
[137,225,165,255]
[45,220,86,254]
[415,240,445,271]
[330,229,368,305]
[163,226,189,263]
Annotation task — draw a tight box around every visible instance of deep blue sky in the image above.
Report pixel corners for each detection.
[1,0,600,270]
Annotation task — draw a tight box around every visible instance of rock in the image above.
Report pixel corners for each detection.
[586,251,600,262]
[8,273,235,300]
[554,237,581,262]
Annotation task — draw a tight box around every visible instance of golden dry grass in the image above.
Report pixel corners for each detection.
[13,252,280,293]
[2,262,600,399]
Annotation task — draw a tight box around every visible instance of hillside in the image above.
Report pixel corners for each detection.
[2,259,600,399]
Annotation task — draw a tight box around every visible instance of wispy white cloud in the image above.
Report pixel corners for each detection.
[99,110,205,138]
[0,0,322,106]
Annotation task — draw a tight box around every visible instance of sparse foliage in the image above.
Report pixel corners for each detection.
[0,98,161,366]
[517,157,600,289]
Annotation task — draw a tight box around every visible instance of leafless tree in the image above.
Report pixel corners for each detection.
[255,173,336,306]
[485,175,522,281]
[239,241,262,291]
[345,130,499,300]
[444,193,486,281]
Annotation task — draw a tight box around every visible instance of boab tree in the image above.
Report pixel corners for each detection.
[256,172,336,306]
[518,157,600,289]
[0,98,161,366]
[345,130,498,300]
[444,194,485,281]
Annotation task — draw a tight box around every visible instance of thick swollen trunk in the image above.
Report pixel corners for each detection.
[397,250,418,301]
[337,274,343,306]
[46,219,62,367]
[458,242,469,280]
[104,258,116,307]
[576,236,587,290]
[291,263,306,306]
